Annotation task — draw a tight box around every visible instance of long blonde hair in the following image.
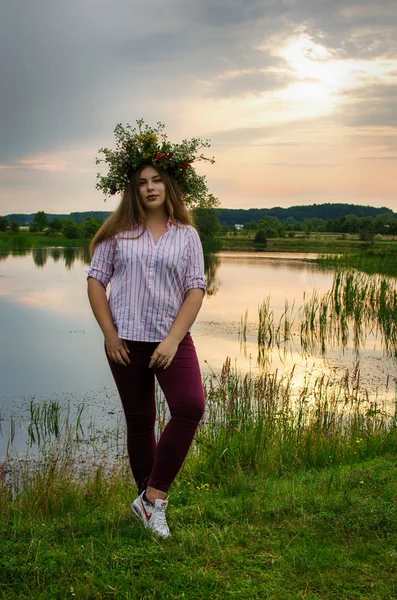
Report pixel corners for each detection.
[90,165,193,257]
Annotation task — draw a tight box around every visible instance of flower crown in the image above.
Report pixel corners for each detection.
[95,119,217,207]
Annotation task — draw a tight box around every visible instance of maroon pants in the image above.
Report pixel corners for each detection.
[106,333,205,493]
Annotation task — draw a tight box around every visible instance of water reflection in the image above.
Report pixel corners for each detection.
[1,246,221,291]
[0,246,221,291]
[0,246,91,270]
[32,247,49,268]
[50,247,62,262]
[0,248,30,261]
[1,248,395,413]
[61,246,89,270]
[28,246,89,270]
[204,253,221,297]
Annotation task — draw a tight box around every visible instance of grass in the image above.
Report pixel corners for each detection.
[1,360,396,599]
[3,231,397,258]
[245,270,397,362]
[318,246,397,278]
[0,455,396,599]
[299,270,397,358]
[0,232,88,250]
[220,234,397,255]
[1,236,397,598]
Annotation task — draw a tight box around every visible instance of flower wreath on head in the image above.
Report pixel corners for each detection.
[96,119,218,208]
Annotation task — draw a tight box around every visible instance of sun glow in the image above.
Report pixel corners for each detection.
[281,37,347,83]
[271,36,355,115]
[270,34,397,118]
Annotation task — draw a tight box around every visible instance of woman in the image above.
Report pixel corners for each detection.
[87,122,215,538]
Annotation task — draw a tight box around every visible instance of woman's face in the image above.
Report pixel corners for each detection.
[139,166,167,213]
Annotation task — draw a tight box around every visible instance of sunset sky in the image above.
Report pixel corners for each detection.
[1,0,397,215]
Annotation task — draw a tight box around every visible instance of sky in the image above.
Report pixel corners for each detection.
[1,0,397,215]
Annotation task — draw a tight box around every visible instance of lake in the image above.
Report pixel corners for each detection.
[0,247,395,456]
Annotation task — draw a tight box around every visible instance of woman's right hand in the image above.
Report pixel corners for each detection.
[105,332,131,366]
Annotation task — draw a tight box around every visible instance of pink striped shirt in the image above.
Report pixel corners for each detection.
[87,220,206,342]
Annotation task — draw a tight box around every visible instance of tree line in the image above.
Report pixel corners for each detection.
[0,209,222,241]
[242,212,397,239]
[0,212,102,239]
[4,203,396,227]
[216,203,395,226]
[1,205,397,242]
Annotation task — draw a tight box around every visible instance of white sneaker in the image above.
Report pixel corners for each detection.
[131,491,171,539]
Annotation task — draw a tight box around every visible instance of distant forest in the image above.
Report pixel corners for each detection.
[5,203,396,226]
[216,204,396,226]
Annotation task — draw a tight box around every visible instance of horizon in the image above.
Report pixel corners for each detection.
[4,200,396,220]
[1,1,397,214]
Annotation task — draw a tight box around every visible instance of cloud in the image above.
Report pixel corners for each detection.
[284,0,397,59]
[1,0,397,212]
[338,99,397,127]
[210,126,279,145]
[264,162,334,167]
[358,155,397,160]
[342,129,397,153]
[205,69,297,99]
[344,83,397,99]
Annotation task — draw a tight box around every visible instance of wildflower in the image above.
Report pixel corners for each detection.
[196,483,210,491]
[96,121,216,206]
[200,419,208,425]
[359,481,364,485]
[328,431,334,436]
[85,491,89,497]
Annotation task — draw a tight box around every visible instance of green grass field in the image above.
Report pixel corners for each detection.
[1,359,396,599]
[0,232,89,250]
[1,454,396,599]
[220,233,397,254]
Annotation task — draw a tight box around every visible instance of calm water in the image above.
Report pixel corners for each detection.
[0,247,395,454]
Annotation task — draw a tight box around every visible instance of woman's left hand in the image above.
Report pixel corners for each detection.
[149,337,179,370]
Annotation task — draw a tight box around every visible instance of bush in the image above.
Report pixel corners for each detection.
[62,219,81,239]
[81,217,102,239]
[10,221,20,233]
[359,227,374,242]
[29,211,49,233]
[254,230,267,245]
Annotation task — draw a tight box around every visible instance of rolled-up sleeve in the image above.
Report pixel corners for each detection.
[183,228,206,295]
[87,237,115,287]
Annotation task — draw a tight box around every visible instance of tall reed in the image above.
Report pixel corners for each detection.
[251,270,397,360]
[318,247,397,278]
[190,358,397,484]
[1,359,396,520]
